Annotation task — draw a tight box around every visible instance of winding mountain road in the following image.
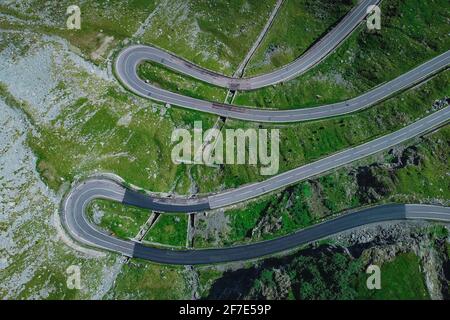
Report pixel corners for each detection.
[116,45,449,123]
[114,0,448,123]
[119,0,381,91]
[61,0,450,264]
[62,106,450,264]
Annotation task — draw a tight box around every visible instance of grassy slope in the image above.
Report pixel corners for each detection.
[235,0,450,109]
[196,267,224,298]
[356,253,429,300]
[4,249,120,299]
[138,61,227,102]
[144,214,188,247]
[86,199,151,240]
[244,0,355,76]
[202,223,450,299]
[139,0,277,75]
[84,202,189,248]
[0,34,134,299]
[204,249,362,299]
[104,259,190,299]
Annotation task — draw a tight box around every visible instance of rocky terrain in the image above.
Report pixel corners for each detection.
[203,221,449,300]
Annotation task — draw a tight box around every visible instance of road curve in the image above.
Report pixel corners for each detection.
[63,197,450,264]
[116,46,449,123]
[119,0,381,91]
[114,0,449,123]
[62,107,450,263]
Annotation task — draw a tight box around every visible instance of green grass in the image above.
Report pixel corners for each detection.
[2,32,210,195]
[194,199,272,248]
[0,4,41,21]
[144,214,188,247]
[235,0,450,109]
[224,200,271,245]
[356,253,429,300]
[86,199,151,240]
[0,238,120,299]
[139,0,277,75]
[245,0,355,76]
[427,225,449,240]
[105,259,190,299]
[391,131,450,200]
[138,61,227,102]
